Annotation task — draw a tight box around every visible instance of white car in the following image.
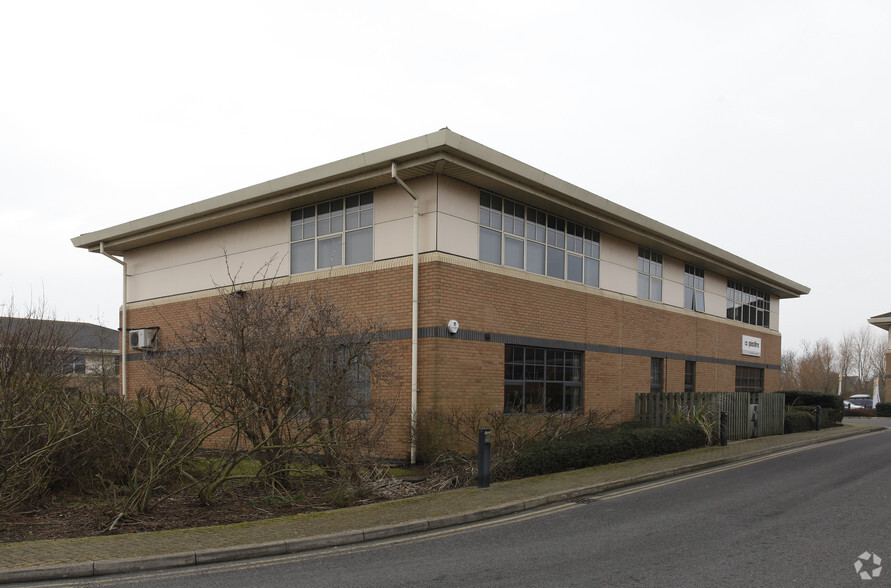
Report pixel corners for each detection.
[846,394,873,409]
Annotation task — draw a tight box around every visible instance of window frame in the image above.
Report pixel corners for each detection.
[650,357,665,394]
[290,192,374,275]
[684,360,696,393]
[726,279,770,327]
[684,264,705,312]
[735,365,764,394]
[504,345,584,414]
[480,191,600,287]
[638,247,663,302]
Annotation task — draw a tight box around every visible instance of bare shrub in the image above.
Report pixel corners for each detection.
[94,388,219,523]
[416,406,616,486]
[0,300,85,511]
[150,261,396,504]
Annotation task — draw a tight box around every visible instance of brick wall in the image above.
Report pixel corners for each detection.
[121,256,782,461]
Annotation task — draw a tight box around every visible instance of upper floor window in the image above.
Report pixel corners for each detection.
[290,192,373,274]
[637,247,663,301]
[684,264,705,312]
[726,279,770,327]
[480,191,599,287]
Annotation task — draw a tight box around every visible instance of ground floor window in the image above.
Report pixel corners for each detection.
[684,360,696,393]
[650,357,665,393]
[504,345,582,413]
[735,366,764,393]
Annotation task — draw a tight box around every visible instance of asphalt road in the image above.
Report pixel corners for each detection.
[24,427,891,588]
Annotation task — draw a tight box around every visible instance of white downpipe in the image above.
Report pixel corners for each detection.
[391,162,420,465]
[99,242,127,399]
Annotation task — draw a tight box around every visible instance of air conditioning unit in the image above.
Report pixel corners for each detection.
[129,328,157,351]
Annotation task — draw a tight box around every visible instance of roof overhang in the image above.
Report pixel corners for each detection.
[868,312,891,331]
[71,129,810,299]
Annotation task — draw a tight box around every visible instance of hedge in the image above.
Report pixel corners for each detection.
[779,390,843,426]
[876,402,891,417]
[784,409,815,434]
[500,423,708,480]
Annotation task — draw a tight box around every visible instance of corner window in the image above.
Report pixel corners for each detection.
[638,247,663,301]
[480,192,599,287]
[290,192,373,274]
[504,345,583,413]
[684,264,705,312]
[726,280,770,327]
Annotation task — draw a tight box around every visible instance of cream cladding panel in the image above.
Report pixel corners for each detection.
[127,212,289,302]
[599,233,637,296]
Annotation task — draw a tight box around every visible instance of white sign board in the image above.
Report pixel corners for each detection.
[742,335,762,357]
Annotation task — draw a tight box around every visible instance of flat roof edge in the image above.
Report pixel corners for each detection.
[70,129,810,298]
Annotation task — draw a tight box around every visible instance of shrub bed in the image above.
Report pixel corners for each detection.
[844,407,876,417]
[780,390,843,427]
[500,422,708,480]
[784,409,815,434]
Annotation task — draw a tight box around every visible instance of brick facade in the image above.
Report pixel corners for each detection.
[124,255,781,460]
[76,131,805,463]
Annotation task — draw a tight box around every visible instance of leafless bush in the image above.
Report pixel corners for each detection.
[94,388,222,524]
[416,406,617,486]
[150,260,396,504]
[0,300,85,511]
[0,299,211,519]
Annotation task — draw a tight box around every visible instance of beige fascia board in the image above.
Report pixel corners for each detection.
[71,131,456,254]
[74,166,393,253]
[436,152,809,299]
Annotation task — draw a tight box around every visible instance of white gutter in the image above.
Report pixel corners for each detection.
[391,162,420,465]
[99,242,127,399]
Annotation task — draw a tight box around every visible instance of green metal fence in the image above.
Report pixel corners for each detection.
[635,392,785,440]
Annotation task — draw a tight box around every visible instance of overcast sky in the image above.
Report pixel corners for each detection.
[1,1,889,351]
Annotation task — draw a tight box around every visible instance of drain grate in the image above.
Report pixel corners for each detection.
[569,496,598,504]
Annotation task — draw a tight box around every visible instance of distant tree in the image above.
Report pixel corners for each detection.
[795,338,837,394]
[837,326,884,396]
[837,330,856,395]
[780,349,800,390]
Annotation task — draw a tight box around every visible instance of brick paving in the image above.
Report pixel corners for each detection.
[0,424,883,583]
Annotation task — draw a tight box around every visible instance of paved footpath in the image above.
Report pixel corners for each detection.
[0,424,884,584]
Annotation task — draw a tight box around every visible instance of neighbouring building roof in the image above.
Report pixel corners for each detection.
[71,129,810,300]
[0,317,119,352]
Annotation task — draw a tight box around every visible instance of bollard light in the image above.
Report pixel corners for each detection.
[478,428,491,488]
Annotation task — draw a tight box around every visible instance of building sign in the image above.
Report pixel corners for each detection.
[742,335,761,357]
